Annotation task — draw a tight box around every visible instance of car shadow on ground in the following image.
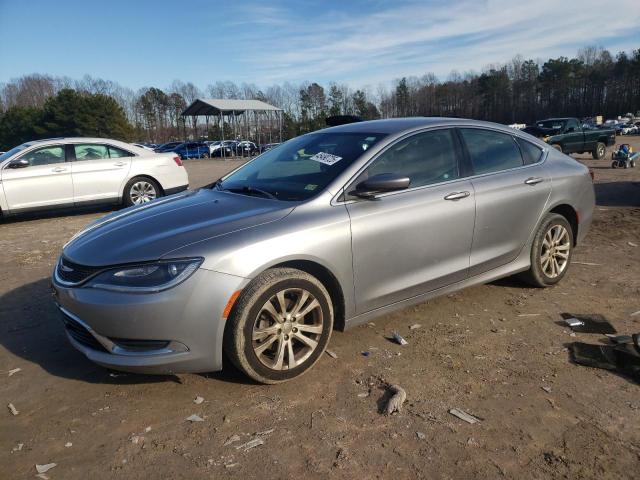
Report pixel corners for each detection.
[594,181,640,207]
[0,204,117,224]
[0,277,252,385]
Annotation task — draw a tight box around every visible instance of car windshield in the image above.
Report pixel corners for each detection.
[0,143,31,162]
[537,120,566,130]
[218,132,386,201]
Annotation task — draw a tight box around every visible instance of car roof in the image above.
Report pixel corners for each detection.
[320,117,515,135]
[20,137,151,155]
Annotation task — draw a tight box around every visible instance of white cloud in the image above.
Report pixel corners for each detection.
[232,0,640,85]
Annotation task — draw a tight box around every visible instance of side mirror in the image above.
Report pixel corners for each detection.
[350,173,411,199]
[7,158,29,169]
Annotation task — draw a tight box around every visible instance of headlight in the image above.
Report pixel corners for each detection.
[87,258,203,293]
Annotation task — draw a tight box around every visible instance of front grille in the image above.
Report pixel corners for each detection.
[57,257,102,285]
[61,311,108,353]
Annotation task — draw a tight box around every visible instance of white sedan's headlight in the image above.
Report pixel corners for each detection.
[88,258,202,293]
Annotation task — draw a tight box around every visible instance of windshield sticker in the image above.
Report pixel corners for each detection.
[309,152,342,165]
[304,184,318,191]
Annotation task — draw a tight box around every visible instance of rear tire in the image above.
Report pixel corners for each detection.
[224,268,334,384]
[592,142,606,160]
[519,213,573,288]
[123,177,162,207]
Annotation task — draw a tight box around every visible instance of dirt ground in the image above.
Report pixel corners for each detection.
[1,140,639,479]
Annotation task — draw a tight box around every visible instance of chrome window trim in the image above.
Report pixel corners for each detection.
[331,124,548,206]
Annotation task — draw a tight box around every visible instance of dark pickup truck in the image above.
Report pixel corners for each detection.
[523,118,615,159]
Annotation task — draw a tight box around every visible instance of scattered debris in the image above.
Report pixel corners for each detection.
[35,475,49,480]
[361,351,371,357]
[256,428,275,436]
[130,435,142,445]
[225,463,239,469]
[194,396,204,405]
[541,386,552,393]
[606,334,633,344]
[64,442,72,448]
[561,314,617,334]
[12,443,24,452]
[8,368,21,376]
[409,324,422,330]
[631,310,640,317]
[570,336,640,382]
[36,463,57,474]
[186,414,204,422]
[223,434,241,446]
[384,384,407,415]
[391,331,408,346]
[517,314,541,317]
[357,392,369,398]
[449,408,481,424]
[416,431,426,440]
[628,242,638,247]
[8,403,19,416]
[236,438,264,451]
[144,426,152,433]
[325,349,338,359]
[571,261,601,266]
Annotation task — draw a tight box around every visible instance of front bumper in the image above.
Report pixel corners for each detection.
[52,268,248,374]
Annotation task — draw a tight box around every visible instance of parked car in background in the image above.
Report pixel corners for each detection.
[259,143,281,153]
[155,141,183,153]
[52,118,594,383]
[238,141,258,156]
[221,140,240,156]
[0,137,188,216]
[621,124,638,135]
[172,142,211,159]
[524,117,615,159]
[205,141,233,157]
[132,143,155,151]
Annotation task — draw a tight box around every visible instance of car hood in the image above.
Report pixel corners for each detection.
[63,188,295,266]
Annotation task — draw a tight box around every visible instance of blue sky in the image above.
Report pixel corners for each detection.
[1,0,639,91]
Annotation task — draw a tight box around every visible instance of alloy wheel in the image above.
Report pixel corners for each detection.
[597,144,605,158]
[541,224,571,278]
[130,181,157,204]
[252,288,323,370]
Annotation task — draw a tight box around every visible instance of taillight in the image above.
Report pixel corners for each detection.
[173,156,183,166]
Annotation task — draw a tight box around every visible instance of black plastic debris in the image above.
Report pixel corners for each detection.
[560,313,617,334]
[570,334,640,382]
[606,334,634,344]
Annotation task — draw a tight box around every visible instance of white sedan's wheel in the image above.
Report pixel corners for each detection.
[124,177,162,207]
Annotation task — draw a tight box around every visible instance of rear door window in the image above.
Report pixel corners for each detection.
[74,144,109,161]
[108,146,133,158]
[460,128,523,175]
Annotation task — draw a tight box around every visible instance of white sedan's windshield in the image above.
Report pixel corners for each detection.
[219,132,386,201]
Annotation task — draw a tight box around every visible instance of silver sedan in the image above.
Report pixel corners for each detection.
[52,118,595,383]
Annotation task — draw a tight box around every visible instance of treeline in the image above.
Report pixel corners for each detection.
[0,46,638,150]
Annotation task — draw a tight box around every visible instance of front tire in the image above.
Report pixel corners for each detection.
[224,268,334,384]
[520,213,573,287]
[123,177,162,206]
[592,142,606,160]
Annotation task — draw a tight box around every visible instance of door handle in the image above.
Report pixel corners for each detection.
[52,167,67,173]
[444,191,470,201]
[114,161,126,167]
[524,177,544,185]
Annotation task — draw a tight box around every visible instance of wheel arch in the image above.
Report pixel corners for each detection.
[549,203,578,245]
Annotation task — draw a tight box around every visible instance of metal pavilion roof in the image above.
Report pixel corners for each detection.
[182,98,282,116]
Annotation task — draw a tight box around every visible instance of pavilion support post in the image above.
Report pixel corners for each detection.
[279,111,283,143]
[220,113,225,160]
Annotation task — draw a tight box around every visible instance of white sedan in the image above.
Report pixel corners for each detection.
[0,137,189,216]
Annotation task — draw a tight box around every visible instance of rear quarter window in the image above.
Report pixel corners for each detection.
[516,137,544,165]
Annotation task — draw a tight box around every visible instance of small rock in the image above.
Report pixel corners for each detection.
[409,324,422,330]
[8,403,19,416]
[194,396,204,405]
[416,432,426,439]
[225,463,239,469]
[256,428,275,436]
[186,414,204,422]
[36,463,57,474]
[325,349,338,359]
[144,426,152,433]
[357,392,369,398]
[64,442,72,448]
[541,386,552,393]
[130,435,141,444]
